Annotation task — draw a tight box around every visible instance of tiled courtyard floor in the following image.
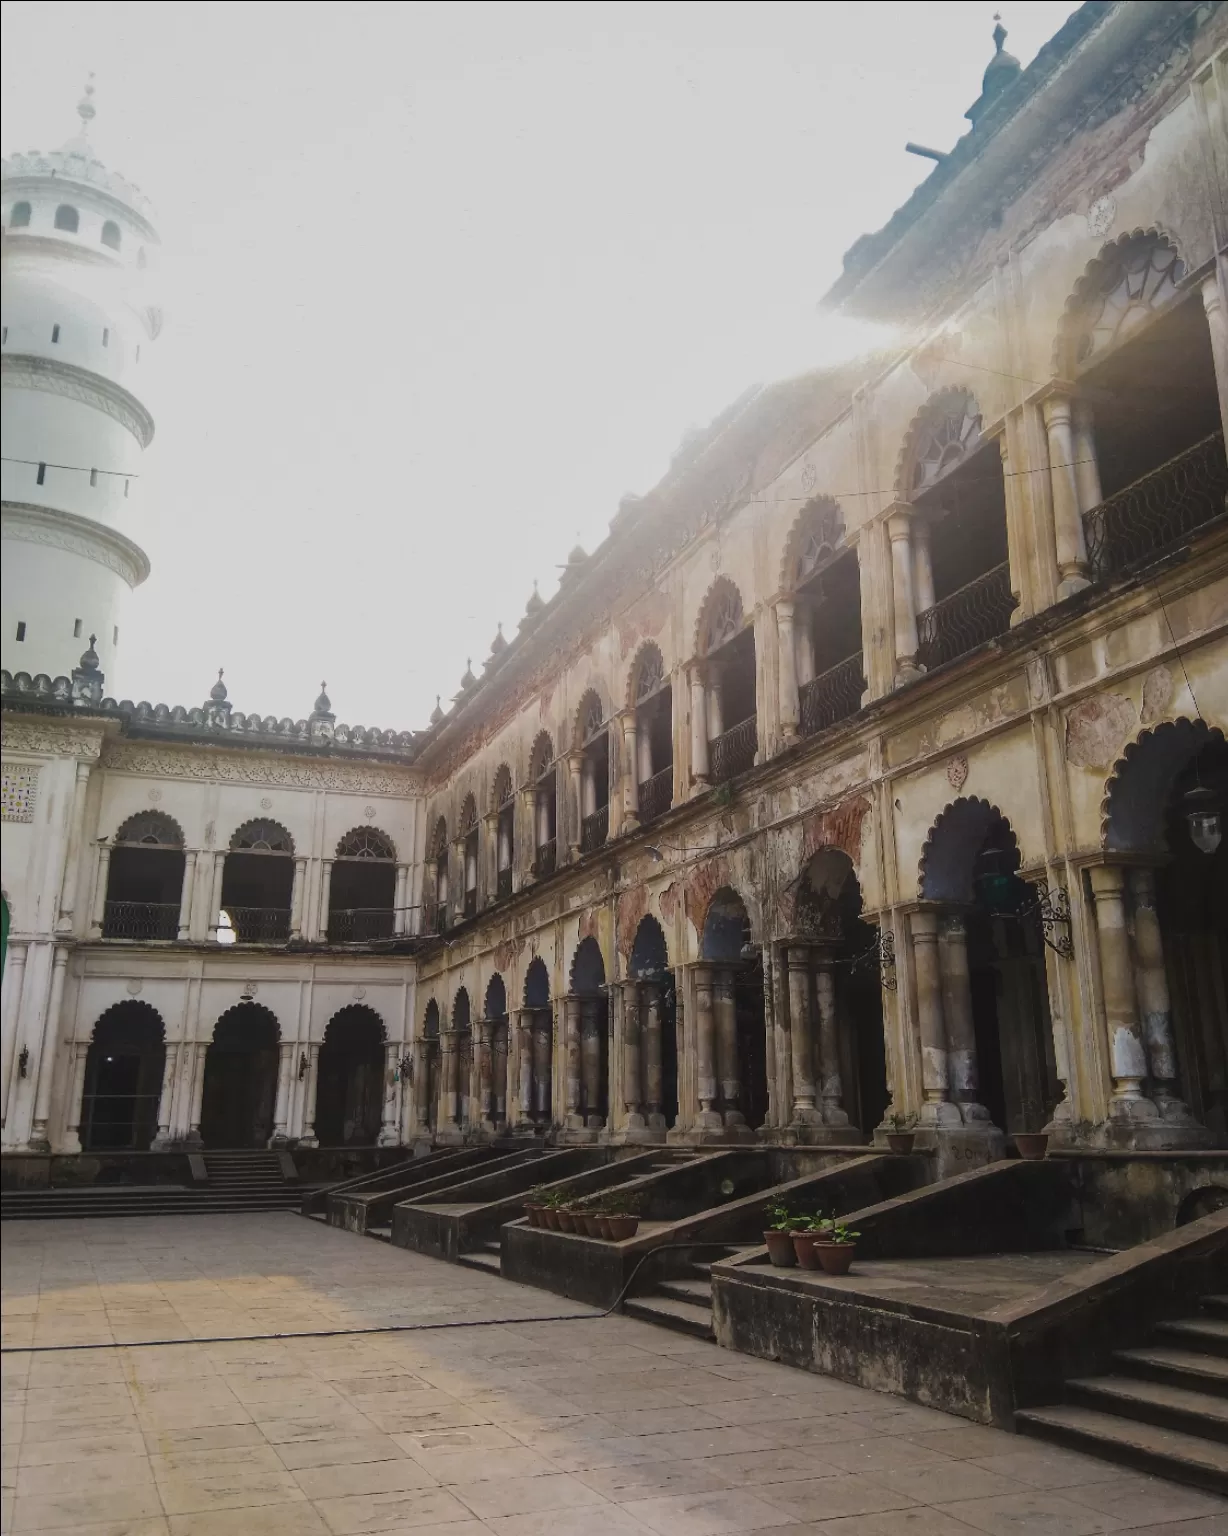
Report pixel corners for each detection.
[2,1215,1225,1536]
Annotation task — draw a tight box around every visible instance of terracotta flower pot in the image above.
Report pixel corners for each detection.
[886,1132,915,1155]
[524,1203,542,1228]
[542,1207,560,1231]
[763,1231,796,1267]
[791,1233,822,1269]
[606,1215,639,1241]
[555,1208,576,1233]
[596,1214,615,1239]
[814,1242,855,1276]
[582,1214,604,1238]
[1015,1133,1049,1161]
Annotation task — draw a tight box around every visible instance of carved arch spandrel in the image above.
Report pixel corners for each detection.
[1053,228,1187,379]
[893,386,983,502]
[693,576,745,658]
[779,495,846,594]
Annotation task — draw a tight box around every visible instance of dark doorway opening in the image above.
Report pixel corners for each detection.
[81,1002,166,1150]
[315,1006,385,1145]
[199,1003,279,1148]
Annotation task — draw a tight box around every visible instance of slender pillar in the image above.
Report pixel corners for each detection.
[642,983,665,1129]
[1088,865,1155,1119]
[887,508,922,683]
[57,760,93,932]
[693,965,721,1128]
[563,996,583,1128]
[393,864,409,935]
[911,910,953,1121]
[176,851,197,941]
[532,1012,552,1123]
[318,859,335,943]
[1042,394,1091,598]
[787,945,821,1126]
[380,1043,400,1144]
[187,1041,209,1142]
[151,1043,180,1148]
[271,1042,294,1142]
[939,914,991,1124]
[1071,400,1103,514]
[477,1020,494,1128]
[621,981,645,1129]
[622,716,640,826]
[290,857,308,940]
[707,672,725,742]
[689,667,710,787]
[1202,270,1228,444]
[517,1012,534,1122]
[62,1042,90,1153]
[493,1018,508,1123]
[568,755,583,857]
[714,966,743,1127]
[300,1042,322,1144]
[89,846,111,937]
[439,1030,458,1124]
[581,999,604,1129]
[412,1038,432,1136]
[1129,868,1193,1123]
[814,955,849,1126]
[912,517,936,616]
[207,853,226,942]
[777,600,800,743]
[1,942,29,1129]
[28,947,69,1149]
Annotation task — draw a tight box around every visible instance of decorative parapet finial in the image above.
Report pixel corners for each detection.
[209,667,228,703]
[70,633,104,705]
[204,666,231,725]
[309,678,335,741]
[965,11,1021,127]
[430,694,445,725]
[460,656,477,691]
[77,73,97,134]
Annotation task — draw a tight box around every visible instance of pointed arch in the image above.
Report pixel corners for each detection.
[574,688,606,748]
[335,826,396,860]
[317,1005,386,1146]
[894,387,984,501]
[428,816,448,859]
[694,576,745,658]
[523,955,550,1009]
[629,914,669,978]
[1054,229,1187,378]
[491,763,514,811]
[229,818,294,855]
[918,796,1020,903]
[780,494,846,593]
[114,810,184,848]
[627,640,666,709]
[699,886,753,962]
[1100,718,1226,853]
[458,794,478,837]
[528,730,554,783]
[199,1002,280,1148]
[484,973,507,1020]
[423,998,441,1038]
[452,987,472,1030]
[569,934,606,995]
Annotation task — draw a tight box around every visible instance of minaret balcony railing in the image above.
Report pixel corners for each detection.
[101,901,179,942]
[225,906,291,944]
[710,715,757,784]
[638,765,673,825]
[799,653,865,739]
[1084,430,1227,581]
[916,561,1016,673]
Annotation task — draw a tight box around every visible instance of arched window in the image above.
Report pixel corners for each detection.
[784,496,864,738]
[492,765,515,899]
[575,692,609,854]
[528,732,557,878]
[698,885,767,1129]
[694,579,756,783]
[459,794,479,918]
[100,220,121,251]
[103,812,185,941]
[9,202,31,229]
[427,816,449,932]
[568,937,608,1128]
[54,204,79,233]
[329,827,397,943]
[629,644,673,825]
[220,820,294,943]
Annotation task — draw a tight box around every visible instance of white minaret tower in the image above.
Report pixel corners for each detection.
[1,78,161,686]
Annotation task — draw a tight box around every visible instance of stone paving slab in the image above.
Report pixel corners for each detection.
[1,1213,1225,1535]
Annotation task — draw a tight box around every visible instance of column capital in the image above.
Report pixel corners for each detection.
[885,501,915,539]
[1087,862,1127,898]
[910,907,942,940]
[776,597,795,624]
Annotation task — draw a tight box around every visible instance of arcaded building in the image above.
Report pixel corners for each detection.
[3,2,1226,1165]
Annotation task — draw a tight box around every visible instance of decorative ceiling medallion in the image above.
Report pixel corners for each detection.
[364,805,376,819]
[126,978,143,995]
[241,981,258,998]
[353,985,367,1001]
[148,787,162,802]
[946,755,969,791]
[800,462,818,493]
[1086,195,1116,238]
[260,796,273,810]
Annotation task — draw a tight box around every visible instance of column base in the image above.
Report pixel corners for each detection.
[784,1122,867,1147]
[296,1134,318,1149]
[1092,1118,1214,1152]
[915,1124,1005,1178]
[919,1099,964,1128]
[151,1132,180,1151]
[60,1131,83,1154]
[435,1125,465,1146]
[560,1125,601,1145]
[894,660,925,687]
[1056,571,1091,601]
[377,1127,401,1147]
[607,1125,665,1146]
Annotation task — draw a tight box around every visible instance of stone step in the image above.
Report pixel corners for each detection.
[1205,1296,1228,1321]
[653,1277,714,1309]
[1015,1403,1228,1497]
[1067,1374,1228,1444]
[1114,1347,1228,1399]
[623,1292,715,1341]
[456,1250,502,1276]
[1153,1318,1228,1359]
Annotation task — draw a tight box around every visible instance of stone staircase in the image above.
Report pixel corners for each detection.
[623,1244,755,1340]
[1016,1293,1228,1495]
[456,1238,503,1276]
[2,1149,303,1220]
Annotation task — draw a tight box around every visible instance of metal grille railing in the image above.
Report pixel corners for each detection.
[225,906,291,944]
[497,867,513,898]
[799,653,865,738]
[101,901,179,941]
[1084,431,1227,581]
[533,838,557,878]
[464,888,478,919]
[710,715,757,784]
[580,805,610,854]
[638,765,673,824]
[916,561,1016,672]
[326,908,395,943]
[81,1093,163,1151]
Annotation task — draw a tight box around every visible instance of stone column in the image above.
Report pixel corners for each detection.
[1071,400,1103,514]
[1129,868,1193,1123]
[689,667,710,787]
[693,964,722,1129]
[300,1042,322,1145]
[393,864,410,934]
[1088,865,1155,1118]
[938,914,992,1124]
[814,953,849,1126]
[290,856,309,939]
[477,1020,494,1128]
[787,945,821,1126]
[622,715,640,826]
[563,996,583,1129]
[412,1038,432,1136]
[567,755,583,858]
[380,1043,400,1144]
[714,966,743,1127]
[707,670,725,742]
[271,1042,294,1142]
[1202,270,1228,444]
[777,600,800,743]
[911,910,954,1122]
[62,1041,90,1153]
[439,1030,458,1125]
[177,851,198,940]
[493,1019,508,1124]
[912,517,936,617]
[887,508,922,684]
[187,1041,209,1143]
[89,845,111,937]
[642,982,665,1130]
[151,1043,180,1148]
[532,1012,552,1123]
[1,942,29,1127]
[207,853,226,941]
[581,999,604,1129]
[1042,394,1091,599]
[318,859,335,942]
[28,947,69,1150]
[621,981,645,1130]
[56,760,93,933]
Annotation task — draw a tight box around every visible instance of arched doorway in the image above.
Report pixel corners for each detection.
[522,957,552,1127]
[567,937,608,1132]
[483,975,509,1127]
[791,850,887,1138]
[199,1004,280,1148]
[629,914,678,1130]
[919,799,1058,1136]
[81,1002,166,1151]
[315,1006,386,1145]
[421,999,441,1134]
[700,886,767,1132]
[450,988,473,1130]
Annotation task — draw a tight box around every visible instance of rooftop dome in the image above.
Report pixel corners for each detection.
[489,623,507,655]
[430,694,444,725]
[965,18,1022,128]
[312,682,332,716]
[460,657,477,691]
[209,668,228,704]
[522,581,544,624]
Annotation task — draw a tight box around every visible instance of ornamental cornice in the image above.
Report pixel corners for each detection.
[1,502,150,588]
[1,354,155,448]
[2,719,104,759]
[100,740,421,796]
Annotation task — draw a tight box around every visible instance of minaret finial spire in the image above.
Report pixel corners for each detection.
[77,73,97,135]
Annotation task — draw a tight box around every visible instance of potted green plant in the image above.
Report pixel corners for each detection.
[523,1186,549,1228]
[1014,1132,1049,1161]
[792,1212,828,1270]
[541,1188,568,1230]
[763,1200,798,1267]
[813,1220,859,1275]
[884,1112,916,1156]
[604,1194,640,1241]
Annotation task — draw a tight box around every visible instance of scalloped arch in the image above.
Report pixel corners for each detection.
[574,687,607,749]
[423,997,441,1037]
[114,809,185,848]
[699,885,753,962]
[484,973,508,1019]
[323,1003,386,1045]
[228,818,294,855]
[452,986,472,1029]
[917,796,1018,903]
[1099,717,1225,852]
[528,730,554,783]
[693,575,745,658]
[1051,226,1188,379]
[458,793,479,837]
[335,826,396,860]
[491,763,514,812]
[893,385,983,502]
[625,640,667,711]
[89,998,167,1043]
[779,495,845,594]
[569,934,606,994]
[428,815,448,859]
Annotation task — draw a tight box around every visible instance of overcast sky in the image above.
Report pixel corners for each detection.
[2,0,1080,730]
